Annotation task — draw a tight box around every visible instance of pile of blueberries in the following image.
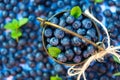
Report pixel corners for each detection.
[0,0,120,80]
[44,12,98,64]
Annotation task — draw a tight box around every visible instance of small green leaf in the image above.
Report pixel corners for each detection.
[113,56,120,64]
[48,47,61,58]
[11,30,22,39]
[19,18,28,27]
[70,6,82,18]
[94,0,104,3]
[12,19,19,29]
[50,75,62,80]
[113,72,120,76]
[4,22,15,30]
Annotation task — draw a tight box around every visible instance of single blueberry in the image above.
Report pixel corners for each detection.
[66,16,75,24]
[44,28,53,38]
[87,28,96,38]
[71,37,82,46]
[73,56,81,63]
[65,49,74,61]
[103,9,112,17]
[61,37,70,46]
[73,47,82,55]
[72,21,81,29]
[54,29,65,39]
[82,18,92,29]
[57,53,67,62]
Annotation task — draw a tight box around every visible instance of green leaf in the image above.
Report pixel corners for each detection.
[4,22,15,30]
[48,47,61,58]
[50,75,62,80]
[12,19,19,29]
[19,18,28,27]
[70,6,82,18]
[11,29,22,39]
[113,56,120,64]
[94,0,104,3]
[113,72,120,76]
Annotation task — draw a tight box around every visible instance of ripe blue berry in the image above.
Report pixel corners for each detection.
[73,47,82,55]
[61,37,70,46]
[71,37,82,46]
[65,49,74,61]
[57,53,67,62]
[87,28,96,38]
[54,29,65,39]
[50,37,59,46]
[66,16,75,24]
[72,20,81,29]
[82,18,92,29]
[73,56,81,63]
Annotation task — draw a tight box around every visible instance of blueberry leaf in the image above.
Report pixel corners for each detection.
[19,18,28,27]
[48,47,61,58]
[11,29,22,39]
[4,22,15,30]
[113,72,120,76]
[113,56,120,64]
[50,75,62,80]
[12,19,19,29]
[94,0,103,3]
[70,6,82,18]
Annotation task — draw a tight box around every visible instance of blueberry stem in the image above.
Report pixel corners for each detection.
[37,17,104,51]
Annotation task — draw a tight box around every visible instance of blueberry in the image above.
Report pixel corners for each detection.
[112,13,119,20]
[54,64,63,73]
[96,14,103,21]
[87,45,95,55]
[73,47,82,55]
[45,1,51,7]
[0,3,5,10]
[65,26,73,31]
[57,53,67,62]
[28,61,35,68]
[44,28,52,37]
[77,15,83,21]
[57,0,64,8]
[71,0,78,6]
[15,66,22,73]
[4,0,9,4]
[22,71,29,78]
[27,54,34,61]
[83,51,90,58]
[37,62,45,69]
[73,56,81,63]
[13,6,20,13]
[15,74,23,80]
[54,29,64,39]
[29,70,36,77]
[103,9,112,17]
[2,10,8,18]
[72,20,81,29]
[36,70,42,76]
[87,28,96,38]
[35,76,42,80]
[94,5,101,13]
[10,69,17,76]
[57,45,64,51]
[63,12,70,18]
[22,11,28,17]
[110,28,118,38]
[107,23,115,32]
[10,0,17,6]
[9,11,15,18]
[5,4,12,10]
[50,3,57,10]
[35,52,43,62]
[71,37,82,46]
[107,0,115,6]
[19,2,26,11]
[77,28,86,35]
[61,37,70,46]
[114,20,120,28]
[46,63,52,70]
[59,17,66,27]
[66,16,75,24]
[64,0,70,4]
[3,70,10,77]
[100,76,109,80]
[65,49,74,61]
[82,18,92,29]
[0,35,5,41]
[50,37,59,46]
[1,56,8,63]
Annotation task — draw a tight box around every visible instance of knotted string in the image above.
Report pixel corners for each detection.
[67,9,120,80]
